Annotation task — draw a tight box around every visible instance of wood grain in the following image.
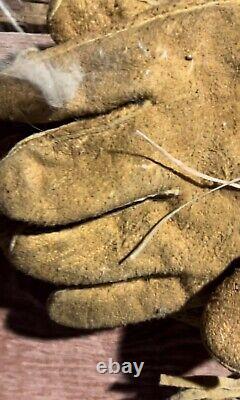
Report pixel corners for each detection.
[0,32,54,62]
[0,0,48,32]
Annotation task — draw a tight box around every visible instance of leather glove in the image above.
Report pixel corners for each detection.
[0,0,239,374]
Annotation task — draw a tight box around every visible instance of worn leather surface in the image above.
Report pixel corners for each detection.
[0,0,239,376]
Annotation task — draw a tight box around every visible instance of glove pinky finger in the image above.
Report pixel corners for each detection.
[47,276,186,329]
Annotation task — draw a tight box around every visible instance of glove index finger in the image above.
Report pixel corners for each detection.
[0,105,176,225]
[0,12,158,124]
[1,0,233,123]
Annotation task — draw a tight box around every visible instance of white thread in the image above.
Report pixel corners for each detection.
[135,130,240,189]
[127,177,240,262]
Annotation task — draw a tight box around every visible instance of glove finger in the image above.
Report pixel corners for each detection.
[47,276,187,329]
[202,268,240,374]
[47,0,203,43]
[48,0,152,43]
[0,8,159,124]
[1,200,173,285]
[47,0,222,44]
[3,190,239,287]
[1,0,239,123]
[0,103,179,225]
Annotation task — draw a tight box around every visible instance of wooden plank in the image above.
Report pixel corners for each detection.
[0,32,54,62]
[0,0,48,33]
